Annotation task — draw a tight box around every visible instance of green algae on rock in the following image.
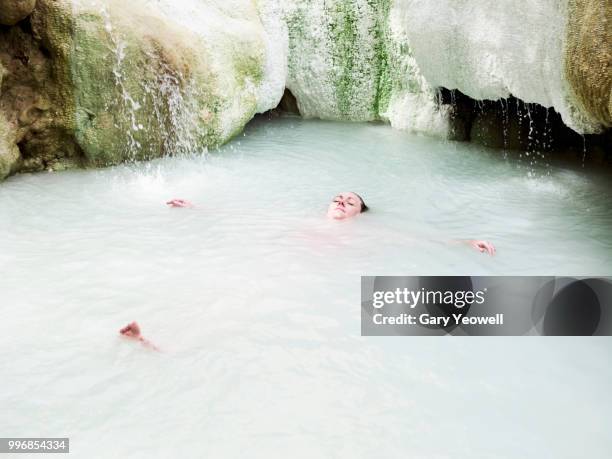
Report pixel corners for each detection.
[0,111,20,180]
[0,0,269,179]
[59,0,268,166]
[283,0,391,121]
[1,0,272,179]
[265,0,449,135]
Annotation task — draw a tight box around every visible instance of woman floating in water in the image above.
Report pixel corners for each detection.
[327,191,495,255]
[166,191,496,255]
[326,191,369,219]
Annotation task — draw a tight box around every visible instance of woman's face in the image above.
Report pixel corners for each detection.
[327,192,363,220]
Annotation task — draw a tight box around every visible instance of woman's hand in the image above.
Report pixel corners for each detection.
[469,240,496,255]
[166,198,194,208]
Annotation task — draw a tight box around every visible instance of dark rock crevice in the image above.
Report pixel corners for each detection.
[278,88,300,115]
[438,88,611,164]
[256,88,301,122]
[0,7,84,178]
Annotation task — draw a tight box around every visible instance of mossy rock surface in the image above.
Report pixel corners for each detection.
[565,0,612,130]
[0,0,36,26]
[0,0,269,179]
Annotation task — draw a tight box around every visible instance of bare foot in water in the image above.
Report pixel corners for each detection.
[119,321,159,351]
[468,240,496,255]
[166,199,194,208]
[120,321,142,338]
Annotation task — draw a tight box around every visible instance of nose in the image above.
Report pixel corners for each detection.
[338,200,345,207]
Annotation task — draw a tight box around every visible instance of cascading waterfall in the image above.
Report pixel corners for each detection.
[96,0,204,160]
[149,60,205,157]
[100,4,143,156]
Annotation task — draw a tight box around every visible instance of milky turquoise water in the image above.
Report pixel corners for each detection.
[1,117,610,457]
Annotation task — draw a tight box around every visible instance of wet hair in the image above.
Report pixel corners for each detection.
[354,193,369,213]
